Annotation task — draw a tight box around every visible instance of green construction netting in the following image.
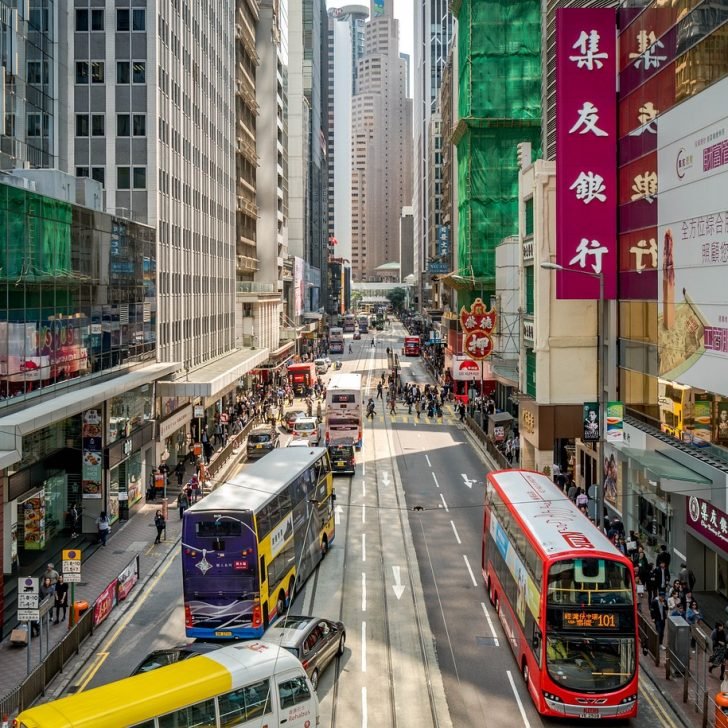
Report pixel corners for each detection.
[0,184,73,280]
[457,0,542,122]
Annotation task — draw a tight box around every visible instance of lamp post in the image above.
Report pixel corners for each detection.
[541,261,606,531]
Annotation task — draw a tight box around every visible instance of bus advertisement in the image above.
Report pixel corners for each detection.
[182,448,335,639]
[343,313,356,333]
[325,372,363,448]
[287,362,315,395]
[329,326,344,354]
[482,469,638,719]
[403,336,420,356]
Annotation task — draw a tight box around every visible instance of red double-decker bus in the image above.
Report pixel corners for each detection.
[403,336,420,356]
[483,469,638,719]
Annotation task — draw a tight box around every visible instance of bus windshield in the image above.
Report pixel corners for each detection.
[546,634,636,692]
[547,558,633,606]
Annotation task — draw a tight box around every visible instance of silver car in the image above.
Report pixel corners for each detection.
[262,615,346,690]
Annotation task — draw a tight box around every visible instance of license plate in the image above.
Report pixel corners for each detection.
[336,461,345,466]
[256,444,263,449]
[580,709,600,719]
[215,631,232,637]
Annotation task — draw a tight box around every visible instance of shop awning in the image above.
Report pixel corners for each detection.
[617,447,711,484]
[0,361,180,457]
[156,347,270,399]
[269,341,295,359]
[492,360,519,386]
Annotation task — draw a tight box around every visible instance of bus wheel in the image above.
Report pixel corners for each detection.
[289,576,297,600]
[522,659,529,685]
[494,595,500,616]
[263,604,270,630]
[277,591,286,618]
[321,536,329,557]
[487,576,495,606]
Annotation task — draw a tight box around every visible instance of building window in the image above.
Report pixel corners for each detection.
[76,62,89,84]
[75,114,89,137]
[116,8,147,31]
[75,9,88,31]
[5,114,15,137]
[133,114,146,136]
[76,166,89,178]
[92,114,105,136]
[91,9,104,31]
[27,114,42,137]
[117,62,130,84]
[132,62,146,84]
[117,114,131,136]
[91,167,105,186]
[27,61,48,85]
[117,9,130,31]
[77,8,103,31]
[133,167,147,189]
[117,167,131,189]
[92,62,104,83]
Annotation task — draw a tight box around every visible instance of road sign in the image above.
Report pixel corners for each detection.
[63,549,82,583]
[18,577,39,621]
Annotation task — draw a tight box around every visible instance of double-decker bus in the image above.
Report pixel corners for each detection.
[286,362,315,395]
[483,469,638,719]
[325,372,363,448]
[358,315,369,333]
[182,448,335,639]
[343,313,356,333]
[403,336,421,356]
[329,326,344,354]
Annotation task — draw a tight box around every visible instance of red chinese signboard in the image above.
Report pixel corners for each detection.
[460,298,496,361]
[556,8,617,300]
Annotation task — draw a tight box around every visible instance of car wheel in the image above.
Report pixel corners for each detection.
[311,668,320,691]
[337,632,346,656]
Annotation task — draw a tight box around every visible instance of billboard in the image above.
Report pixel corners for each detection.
[293,257,304,317]
[657,76,728,396]
[372,0,384,16]
[556,9,617,300]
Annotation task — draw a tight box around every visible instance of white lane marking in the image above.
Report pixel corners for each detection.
[362,533,366,562]
[362,505,366,524]
[362,481,366,497]
[361,622,367,673]
[450,520,462,544]
[362,686,368,728]
[362,572,367,612]
[481,602,500,647]
[335,504,343,524]
[506,670,532,728]
[425,454,432,467]
[461,473,475,489]
[432,473,440,489]
[463,554,478,587]
[439,493,449,512]
[392,565,405,599]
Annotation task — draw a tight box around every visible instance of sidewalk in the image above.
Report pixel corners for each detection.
[0,439,244,702]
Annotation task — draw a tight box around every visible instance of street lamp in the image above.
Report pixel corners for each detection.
[540,261,606,531]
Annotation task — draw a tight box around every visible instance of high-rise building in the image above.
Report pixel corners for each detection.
[350,0,412,282]
[412,0,452,308]
[326,4,368,269]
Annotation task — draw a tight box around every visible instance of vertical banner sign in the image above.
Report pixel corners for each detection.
[556,9,617,300]
[606,401,625,443]
[583,402,600,442]
[459,298,496,361]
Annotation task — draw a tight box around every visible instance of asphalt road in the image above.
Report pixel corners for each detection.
[69,322,686,727]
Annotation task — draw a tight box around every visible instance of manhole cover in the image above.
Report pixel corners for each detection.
[476,636,499,647]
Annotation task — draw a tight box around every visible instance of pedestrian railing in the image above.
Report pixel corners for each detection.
[464,415,510,470]
[206,419,255,484]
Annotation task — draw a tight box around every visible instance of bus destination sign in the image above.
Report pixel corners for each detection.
[562,611,620,630]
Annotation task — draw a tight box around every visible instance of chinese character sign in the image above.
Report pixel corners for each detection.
[556,9,617,300]
[687,496,728,556]
[459,298,496,361]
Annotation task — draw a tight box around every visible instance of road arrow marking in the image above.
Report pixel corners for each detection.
[381,471,391,487]
[392,566,406,600]
[335,505,343,525]
[461,474,475,489]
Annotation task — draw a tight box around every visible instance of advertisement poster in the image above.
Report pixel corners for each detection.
[657,76,728,397]
[603,447,620,509]
[293,257,305,317]
[717,401,728,444]
[93,579,118,627]
[693,395,712,444]
[583,402,600,442]
[606,401,624,443]
[22,491,46,550]
[82,409,103,499]
[555,9,617,300]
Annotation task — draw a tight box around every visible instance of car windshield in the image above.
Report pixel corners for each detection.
[545,635,636,692]
[250,433,272,443]
[330,447,353,458]
[296,422,315,432]
[547,558,633,606]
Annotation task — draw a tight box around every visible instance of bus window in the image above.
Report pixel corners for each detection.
[218,679,272,726]
[547,560,633,606]
[158,697,216,728]
[278,676,312,709]
[291,474,307,504]
[131,723,155,728]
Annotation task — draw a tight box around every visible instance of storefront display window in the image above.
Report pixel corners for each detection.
[107,384,153,443]
[13,419,80,473]
[126,451,143,506]
[44,472,68,541]
[108,465,120,524]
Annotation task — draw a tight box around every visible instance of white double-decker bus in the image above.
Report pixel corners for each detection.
[325,372,363,448]
[329,326,344,354]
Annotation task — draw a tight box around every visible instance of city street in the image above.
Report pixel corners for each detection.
[58,326,687,727]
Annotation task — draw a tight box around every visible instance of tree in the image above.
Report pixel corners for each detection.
[351,291,363,310]
[386,287,406,311]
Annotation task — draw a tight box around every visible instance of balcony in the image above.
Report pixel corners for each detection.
[237,197,258,218]
[236,255,259,273]
[237,135,257,164]
[522,238,534,261]
[237,281,275,293]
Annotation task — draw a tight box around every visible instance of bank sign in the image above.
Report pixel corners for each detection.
[687,496,728,555]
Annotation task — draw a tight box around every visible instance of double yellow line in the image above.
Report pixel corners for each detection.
[638,676,680,728]
[73,552,178,693]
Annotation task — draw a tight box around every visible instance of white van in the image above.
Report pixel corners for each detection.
[314,358,329,374]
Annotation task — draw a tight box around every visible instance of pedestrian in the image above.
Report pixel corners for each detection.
[567,480,578,502]
[415,400,422,419]
[316,400,323,422]
[69,503,81,538]
[366,398,375,420]
[656,544,671,570]
[190,473,201,503]
[654,561,671,593]
[349,343,353,353]
[33,576,55,636]
[154,509,166,544]
[96,511,110,546]
[576,489,588,510]
[175,460,185,487]
[651,592,668,648]
[43,562,59,585]
[53,575,69,624]
[177,490,189,519]
[710,622,728,679]
[389,398,396,415]
[458,402,466,422]
[376,382,383,399]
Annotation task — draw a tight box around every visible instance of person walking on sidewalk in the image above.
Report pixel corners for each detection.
[366,398,375,420]
[53,575,69,624]
[376,381,383,399]
[96,511,110,546]
[154,509,166,544]
[177,490,189,519]
[710,622,728,679]
[651,592,668,649]
[69,503,81,538]
[175,460,185,487]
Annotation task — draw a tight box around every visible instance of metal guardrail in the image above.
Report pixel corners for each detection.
[206,419,255,485]
[464,415,511,470]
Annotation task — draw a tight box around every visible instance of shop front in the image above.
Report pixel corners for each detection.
[106,421,154,522]
[518,399,582,475]
[158,404,193,471]
[686,497,728,595]
[446,355,494,403]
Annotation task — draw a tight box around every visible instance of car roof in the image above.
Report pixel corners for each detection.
[287,439,312,447]
[263,616,316,647]
[294,416,317,423]
[251,424,274,433]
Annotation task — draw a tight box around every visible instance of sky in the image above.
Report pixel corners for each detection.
[326,0,415,92]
